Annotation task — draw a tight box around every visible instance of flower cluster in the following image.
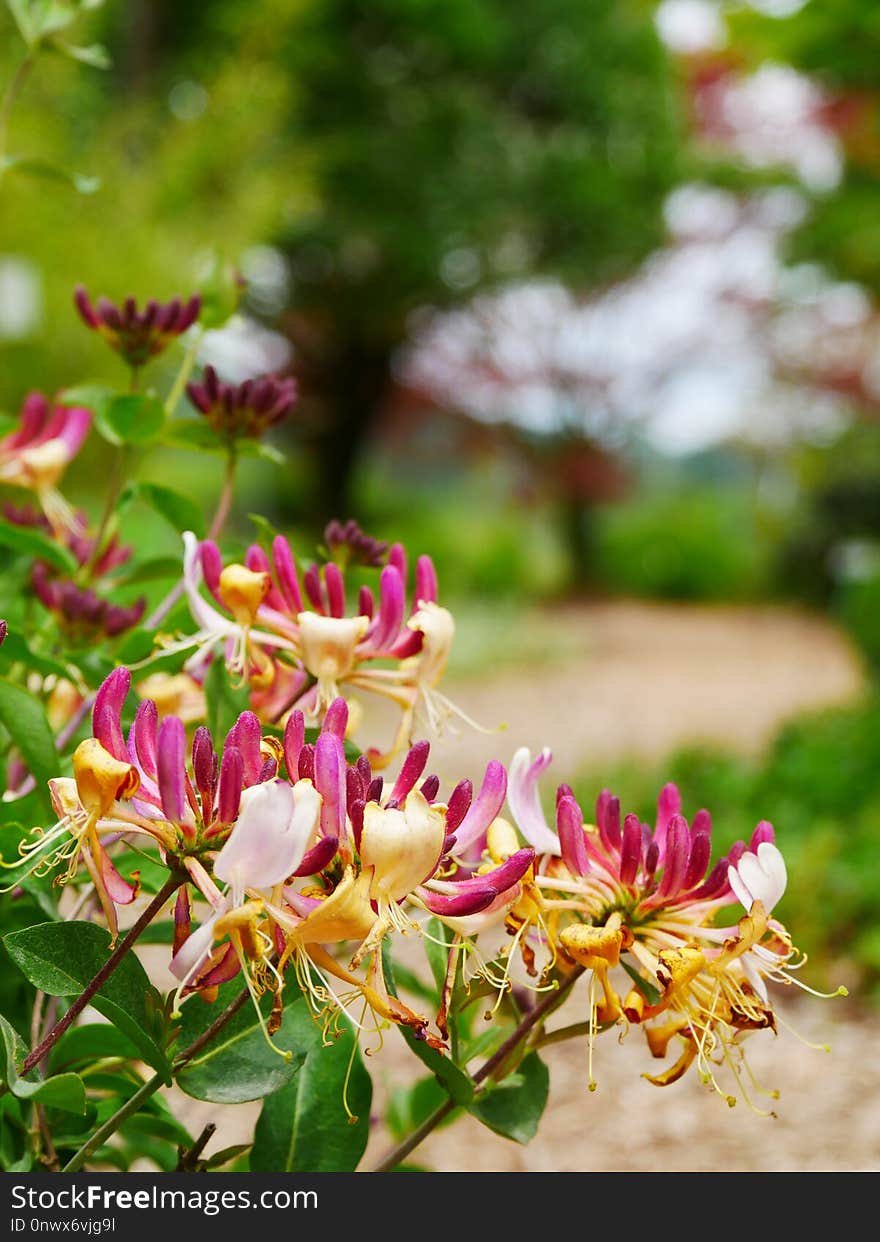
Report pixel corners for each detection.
[0,392,91,533]
[185,364,297,442]
[75,287,201,370]
[174,526,457,766]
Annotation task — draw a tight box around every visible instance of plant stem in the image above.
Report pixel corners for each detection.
[61,1071,164,1172]
[371,967,585,1172]
[83,445,126,578]
[143,447,236,629]
[0,51,36,169]
[163,327,204,418]
[62,982,252,1173]
[19,873,184,1076]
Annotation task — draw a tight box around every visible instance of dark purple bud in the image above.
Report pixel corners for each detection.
[557,795,590,877]
[293,835,338,877]
[358,585,374,619]
[390,740,430,804]
[444,780,473,832]
[644,839,660,881]
[257,757,277,782]
[421,887,496,918]
[619,813,643,885]
[218,746,244,823]
[356,754,372,788]
[303,564,324,612]
[350,800,365,850]
[346,765,365,814]
[284,710,305,780]
[657,814,689,898]
[683,831,711,891]
[420,774,440,801]
[298,743,315,782]
[366,776,383,804]
[156,716,187,823]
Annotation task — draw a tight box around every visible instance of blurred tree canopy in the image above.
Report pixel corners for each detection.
[1,0,685,525]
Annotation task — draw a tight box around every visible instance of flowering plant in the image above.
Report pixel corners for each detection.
[0,267,847,1175]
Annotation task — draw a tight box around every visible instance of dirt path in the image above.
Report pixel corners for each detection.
[165,600,878,1173]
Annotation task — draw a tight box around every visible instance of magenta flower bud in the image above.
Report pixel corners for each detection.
[191,726,216,805]
[390,740,430,804]
[350,799,365,850]
[557,794,590,877]
[356,753,372,788]
[484,847,534,893]
[367,565,404,651]
[388,542,407,589]
[284,710,305,780]
[366,775,383,803]
[76,286,201,368]
[157,716,188,824]
[644,838,660,880]
[657,814,689,898]
[750,820,775,851]
[293,834,339,877]
[131,699,159,778]
[272,535,303,613]
[186,364,295,442]
[173,886,191,955]
[324,562,346,618]
[315,731,346,839]
[346,766,365,816]
[445,780,473,832]
[595,788,611,832]
[358,585,374,618]
[422,887,496,918]
[323,697,349,739]
[556,782,575,805]
[225,711,262,784]
[420,774,440,801]
[619,812,643,885]
[414,555,438,606]
[689,856,730,902]
[93,667,131,762]
[298,744,315,782]
[200,540,224,601]
[303,564,324,612]
[654,782,682,861]
[218,746,244,823]
[683,830,711,891]
[599,794,621,854]
[455,760,508,855]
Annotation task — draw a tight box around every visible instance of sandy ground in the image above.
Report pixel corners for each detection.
[150,599,877,1173]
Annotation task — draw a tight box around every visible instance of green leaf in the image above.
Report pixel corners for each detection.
[204,654,249,741]
[164,420,227,455]
[620,959,661,1007]
[0,517,77,572]
[119,481,205,539]
[424,916,454,993]
[0,155,99,194]
[57,382,113,411]
[468,1051,549,1145]
[116,556,182,586]
[48,1023,141,1072]
[1,1014,86,1114]
[5,0,35,43]
[2,921,172,1080]
[0,678,58,815]
[50,39,110,68]
[174,982,306,1104]
[385,1073,453,1142]
[96,393,165,447]
[250,1003,371,1171]
[0,630,78,683]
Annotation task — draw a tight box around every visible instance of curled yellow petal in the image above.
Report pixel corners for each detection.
[219,563,271,626]
[73,738,139,818]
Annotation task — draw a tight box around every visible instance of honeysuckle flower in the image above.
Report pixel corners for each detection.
[0,392,91,533]
[185,364,297,442]
[499,748,840,1104]
[176,529,460,767]
[1,667,287,940]
[75,286,201,369]
[169,777,322,1053]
